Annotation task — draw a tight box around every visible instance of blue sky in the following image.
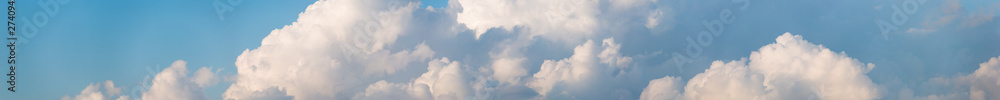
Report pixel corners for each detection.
[4,0,1000,100]
[8,0,317,99]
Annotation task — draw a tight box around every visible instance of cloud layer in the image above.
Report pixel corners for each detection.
[60,0,999,100]
[219,0,662,99]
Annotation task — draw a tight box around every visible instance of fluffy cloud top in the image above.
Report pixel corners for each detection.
[142,60,220,100]
[221,0,436,99]
[639,76,682,100]
[62,80,120,100]
[641,33,881,100]
[964,57,1000,100]
[63,60,219,100]
[527,38,639,99]
[221,0,665,99]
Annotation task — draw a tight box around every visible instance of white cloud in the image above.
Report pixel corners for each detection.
[639,76,682,100]
[411,58,474,99]
[527,38,641,99]
[640,33,882,100]
[212,0,670,99]
[455,0,599,40]
[964,56,1000,100]
[57,0,1000,99]
[221,0,437,99]
[645,9,665,29]
[455,1,669,90]
[680,59,767,100]
[62,82,109,100]
[63,60,219,100]
[352,38,642,100]
[103,80,122,97]
[192,67,219,88]
[353,80,433,100]
[142,60,220,100]
[491,57,528,84]
[455,0,670,42]
[217,0,659,99]
[353,58,474,100]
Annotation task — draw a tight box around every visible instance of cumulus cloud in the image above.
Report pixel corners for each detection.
[490,57,528,84]
[453,1,672,97]
[63,60,218,100]
[103,81,122,97]
[962,56,1000,100]
[639,76,682,100]
[142,60,220,100]
[61,0,1000,99]
[527,38,642,99]
[349,37,642,100]
[353,58,474,100]
[640,33,882,100]
[221,0,438,99]
[215,0,673,99]
[455,1,669,93]
[62,80,119,100]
